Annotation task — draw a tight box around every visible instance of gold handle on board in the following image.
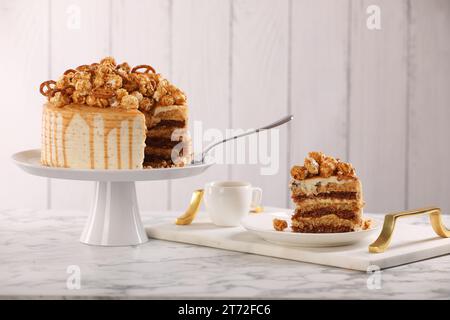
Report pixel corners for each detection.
[175,189,204,225]
[369,206,450,253]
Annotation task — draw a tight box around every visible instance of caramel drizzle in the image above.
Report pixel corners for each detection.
[46,105,135,169]
[103,126,116,169]
[103,130,109,169]
[128,119,133,169]
[53,111,59,166]
[43,110,48,165]
[117,127,122,169]
[48,111,53,165]
[61,113,75,168]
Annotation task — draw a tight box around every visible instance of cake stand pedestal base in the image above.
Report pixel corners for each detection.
[80,181,148,246]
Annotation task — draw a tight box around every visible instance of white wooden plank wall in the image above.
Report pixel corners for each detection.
[230,0,289,208]
[1,0,449,215]
[408,0,450,215]
[290,0,349,207]
[0,0,49,209]
[171,0,231,210]
[349,0,408,213]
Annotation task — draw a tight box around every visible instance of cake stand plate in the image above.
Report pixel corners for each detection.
[12,149,214,246]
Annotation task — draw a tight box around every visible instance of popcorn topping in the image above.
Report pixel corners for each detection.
[291,151,356,180]
[291,165,309,180]
[39,57,187,111]
[304,157,319,175]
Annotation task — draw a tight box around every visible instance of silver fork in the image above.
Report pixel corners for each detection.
[192,115,294,164]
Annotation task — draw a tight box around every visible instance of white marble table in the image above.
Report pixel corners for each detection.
[1,208,449,299]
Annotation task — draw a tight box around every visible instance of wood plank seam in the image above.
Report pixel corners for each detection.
[405,0,412,210]
[345,0,353,163]
[47,0,52,209]
[227,0,234,182]
[286,0,293,208]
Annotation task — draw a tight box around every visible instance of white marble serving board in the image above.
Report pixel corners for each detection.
[146,209,450,271]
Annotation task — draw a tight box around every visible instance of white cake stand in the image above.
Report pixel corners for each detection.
[12,149,213,247]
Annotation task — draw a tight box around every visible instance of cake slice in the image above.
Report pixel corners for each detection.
[143,104,191,168]
[288,151,367,233]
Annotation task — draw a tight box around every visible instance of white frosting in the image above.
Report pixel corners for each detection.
[65,113,90,168]
[290,176,353,195]
[42,108,145,169]
[153,105,183,115]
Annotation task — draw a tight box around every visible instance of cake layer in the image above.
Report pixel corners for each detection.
[145,137,182,148]
[291,224,353,233]
[144,159,174,168]
[145,146,177,159]
[290,176,361,196]
[144,105,188,129]
[147,126,186,140]
[292,208,361,220]
[291,214,363,233]
[153,104,188,122]
[41,104,146,169]
[156,120,186,127]
[292,191,358,201]
[293,199,363,213]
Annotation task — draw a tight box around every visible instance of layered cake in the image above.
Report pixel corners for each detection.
[283,152,369,233]
[40,57,191,169]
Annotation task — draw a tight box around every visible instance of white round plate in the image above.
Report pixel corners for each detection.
[12,149,214,182]
[241,213,380,247]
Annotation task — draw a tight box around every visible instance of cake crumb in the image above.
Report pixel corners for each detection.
[273,218,288,232]
[362,218,373,230]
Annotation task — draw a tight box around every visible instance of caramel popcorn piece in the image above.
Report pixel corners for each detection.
[160,94,175,106]
[308,151,324,164]
[173,91,186,105]
[100,56,116,67]
[291,165,308,180]
[273,218,288,232]
[120,95,139,110]
[50,92,70,108]
[74,78,92,95]
[336,161,356,177]
[106,74,123,89]
[139,97,154,112]
[115,88,128,100]
[86,94,97,106]
[319,156,338,178]
[131,91,144,102]
[304,157,319,175]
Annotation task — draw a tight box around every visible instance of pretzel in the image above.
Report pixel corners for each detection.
[92,87,115,99]
[63,69,76,75]
[131,64,155,74]
[39,80,57,97]
[76,64,90,71]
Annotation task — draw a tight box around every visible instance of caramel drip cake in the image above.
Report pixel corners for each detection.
[39,57,191,169]
[287,152,369,233]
